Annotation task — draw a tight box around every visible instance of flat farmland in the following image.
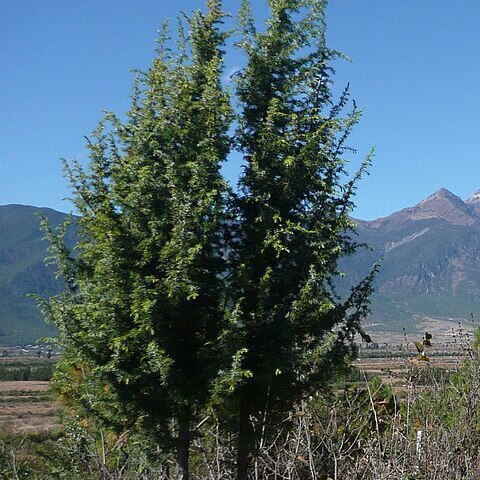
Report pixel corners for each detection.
[0,354,61,435]
[0,381,60,434]
[354,351,468,402]
[355,354,464,379]
[0,348,470,435]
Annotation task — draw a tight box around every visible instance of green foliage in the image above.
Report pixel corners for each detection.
[41,1,234,468]
[0,362,54,381]
[40,0,374,477]
[225,0,374,470]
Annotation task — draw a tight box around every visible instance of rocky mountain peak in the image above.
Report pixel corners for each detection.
[364,187,480,230]
[351,187,480,333]
[405,187,478,226]
[418,187,462,206]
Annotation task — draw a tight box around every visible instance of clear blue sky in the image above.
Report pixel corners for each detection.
[2,1,480,220]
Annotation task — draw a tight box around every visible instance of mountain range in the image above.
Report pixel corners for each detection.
[2,189,480,345]
[351,188,480,335]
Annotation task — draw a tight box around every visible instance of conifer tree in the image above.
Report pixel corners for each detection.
[228,1,374,477]
[40,1,374,478]
[41,2,231,478]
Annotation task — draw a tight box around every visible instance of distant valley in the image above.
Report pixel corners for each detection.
[2,190,480,345]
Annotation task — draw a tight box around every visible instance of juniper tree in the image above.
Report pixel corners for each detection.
[228,1,375,477]
[41,2,231,478]
[40,1,374,478]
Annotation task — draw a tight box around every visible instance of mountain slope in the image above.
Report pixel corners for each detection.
[2,190,480,343]
[349,188,480,332]
[0,205,70,345]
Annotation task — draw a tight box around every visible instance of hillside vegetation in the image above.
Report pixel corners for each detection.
[0,205,70,345]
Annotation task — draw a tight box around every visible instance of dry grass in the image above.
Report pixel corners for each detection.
[0,381,61,434]
[0,381,50,392]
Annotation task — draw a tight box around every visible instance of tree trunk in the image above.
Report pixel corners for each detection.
[237,395,251,480]
[176,407,191,480]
